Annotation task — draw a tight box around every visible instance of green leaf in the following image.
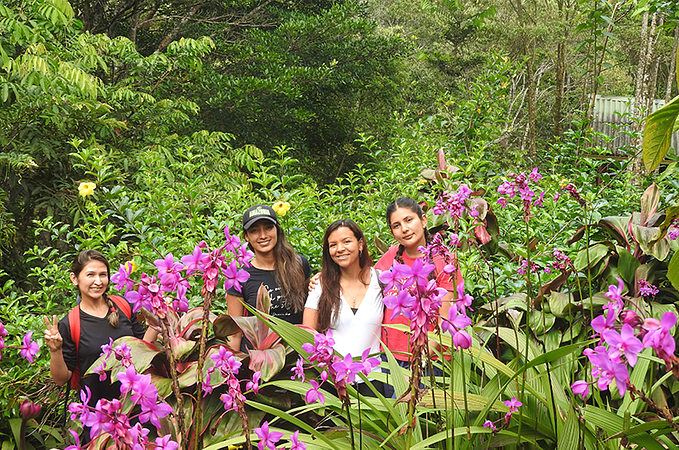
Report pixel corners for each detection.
[615,245,640,285]
[643,95,679,172]
[668,250,679,292]
[557,407,580,450]
[650,204,679,245]
[574,243,609,272]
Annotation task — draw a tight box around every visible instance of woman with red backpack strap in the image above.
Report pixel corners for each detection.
[43,250,157,432]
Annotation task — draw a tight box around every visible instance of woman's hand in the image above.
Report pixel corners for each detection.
[308,273,321,293]
[43,315,63,353]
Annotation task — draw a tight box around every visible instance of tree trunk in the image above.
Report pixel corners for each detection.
[554,0,566,137]
[527,47,536,157]
[632,11,650,148]
[665,24,679,103]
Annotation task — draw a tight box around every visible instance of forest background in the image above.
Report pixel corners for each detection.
[2,0,679,448]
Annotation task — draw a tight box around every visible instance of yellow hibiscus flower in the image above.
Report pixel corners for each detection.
[78,182,96,197]
[273,200,290,217]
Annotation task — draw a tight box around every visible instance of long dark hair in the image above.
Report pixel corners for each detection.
[72,250,120,328]
[385,197,432,264]
[246,223,308,313]
[317,219,372,333]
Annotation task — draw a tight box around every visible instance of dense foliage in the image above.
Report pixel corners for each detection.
[2,0,679,448]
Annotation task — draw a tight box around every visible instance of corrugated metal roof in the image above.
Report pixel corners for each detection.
[592,95,678,154]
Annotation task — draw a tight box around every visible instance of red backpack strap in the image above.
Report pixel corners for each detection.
[67,306,81,391]
[109,295,132,319]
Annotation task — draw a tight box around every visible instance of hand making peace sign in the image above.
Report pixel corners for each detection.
[43,315,63,352]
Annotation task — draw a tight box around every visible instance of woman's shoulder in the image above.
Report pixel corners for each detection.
[375,245,399,270]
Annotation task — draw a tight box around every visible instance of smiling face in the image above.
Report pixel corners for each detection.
[244,219,279,256]
[70,260,109,303]
[327,226,363,270]
[388,207,427,251]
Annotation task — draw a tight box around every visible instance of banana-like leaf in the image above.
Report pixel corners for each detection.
[643,95,679,173]
[574,243,610,272]
[668,250,679,291]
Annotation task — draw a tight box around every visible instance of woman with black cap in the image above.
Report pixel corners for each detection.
[226,205,311,352]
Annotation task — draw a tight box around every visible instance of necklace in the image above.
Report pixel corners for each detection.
[342,282,364,308]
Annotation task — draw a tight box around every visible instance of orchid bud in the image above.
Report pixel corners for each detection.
[437,148,447,170]
[620,310,642,328]
[20,400,41,420]
[198,240,207,248]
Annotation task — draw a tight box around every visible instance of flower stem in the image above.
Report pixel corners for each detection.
[161,317,186,446]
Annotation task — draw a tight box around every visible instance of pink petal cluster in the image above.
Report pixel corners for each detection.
[299,330,380,404]
[496,169,545,220]
[572,279,678,400]
[67,366,175,449]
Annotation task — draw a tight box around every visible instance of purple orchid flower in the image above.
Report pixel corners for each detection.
[603,323,643,366]
[254,421,284,450]
[20,331,40,363]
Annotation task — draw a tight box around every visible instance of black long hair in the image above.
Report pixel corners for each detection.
[317,219,372,333]
[71,250,120,328]
[246,223,308,313]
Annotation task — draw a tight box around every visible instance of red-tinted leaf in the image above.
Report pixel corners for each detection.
[177,362,198,388]
[248,344,286,381]
[599,216,630,247]
[212,314,241,338]
[259,331,281,350]
[255,284,270,343]
[233,316,261,348]
[629,220,671,261]
[473,220,492,245]
[568,225,586,245]
[640,183,659,226]
[170,336,197,360]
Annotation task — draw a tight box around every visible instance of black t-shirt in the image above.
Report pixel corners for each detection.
[59,299,146,407]
[227,255,311,349]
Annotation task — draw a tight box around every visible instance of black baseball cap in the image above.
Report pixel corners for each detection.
[242,205,278,230]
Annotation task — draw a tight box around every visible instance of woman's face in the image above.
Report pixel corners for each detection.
[327,226,363,270]
[70,260,109,302]
[245,220,278,255]
[389,207,427,250]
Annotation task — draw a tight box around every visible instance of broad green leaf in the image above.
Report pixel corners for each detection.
[615,245,640,284]
[548,292,569,317]
[629,220,670,260]
[557,407,580,450]
[583,405,667,449]
[669,250,679,291]
[170,336,196,360]
[643,95,679,172]
[232,316,261,348]
[90,336,161,380]
[574,243,609,272]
